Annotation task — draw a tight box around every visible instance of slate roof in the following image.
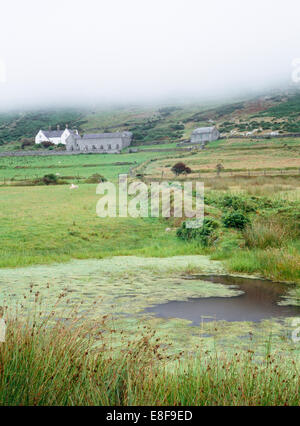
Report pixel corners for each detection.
[41,130,64,138]
[83,132,133,139]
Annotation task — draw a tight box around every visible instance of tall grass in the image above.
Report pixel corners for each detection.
[226,245,300,283]
[242,217,293,250]
[0,304,300,406]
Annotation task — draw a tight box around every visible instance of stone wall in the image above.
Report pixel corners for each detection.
[0,150,94,157]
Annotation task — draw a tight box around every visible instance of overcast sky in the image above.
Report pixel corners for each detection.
[0,0,299,109]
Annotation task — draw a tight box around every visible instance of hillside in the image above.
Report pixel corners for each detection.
[1,89,300,151]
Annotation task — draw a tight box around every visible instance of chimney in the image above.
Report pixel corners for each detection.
[65,123,68,129]
[48,125,51,131]
[57,124,60,131]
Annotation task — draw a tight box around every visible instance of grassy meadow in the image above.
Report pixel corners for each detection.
[0,150,177,183]
[0,184,204,268]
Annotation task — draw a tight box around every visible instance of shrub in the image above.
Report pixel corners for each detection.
[85,173,107,184]
[42,174,59,185]
[171,162,192,176]
[222,211,250,230]
[56,143,66,150]
[221,195,257,213]
[177,218,219,246]
[41,141,55,148]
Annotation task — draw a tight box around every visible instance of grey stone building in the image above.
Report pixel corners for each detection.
[66,131,133,153]
[190,127,220,147]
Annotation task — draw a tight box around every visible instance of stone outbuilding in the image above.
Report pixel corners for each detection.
[190,126,220,147]
[65,131,133,153]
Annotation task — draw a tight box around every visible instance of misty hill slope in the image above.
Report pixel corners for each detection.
[1,91,300,150]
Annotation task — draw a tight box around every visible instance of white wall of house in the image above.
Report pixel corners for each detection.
[35,130,47,144]
[61,129,79,144]
[35,128,79,145]
[35,131,62,145]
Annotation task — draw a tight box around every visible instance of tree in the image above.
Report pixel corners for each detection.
[171,162,192,176]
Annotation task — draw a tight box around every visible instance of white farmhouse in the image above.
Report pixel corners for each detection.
[35,126,79,145]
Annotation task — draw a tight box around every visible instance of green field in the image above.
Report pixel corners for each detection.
[0,150,176,182]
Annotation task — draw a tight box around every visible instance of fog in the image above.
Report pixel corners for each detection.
[0,0,299,109]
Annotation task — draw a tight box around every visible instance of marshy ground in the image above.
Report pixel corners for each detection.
[1,256,300,359]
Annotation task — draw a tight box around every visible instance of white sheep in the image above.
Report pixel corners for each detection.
[70,184,79,190]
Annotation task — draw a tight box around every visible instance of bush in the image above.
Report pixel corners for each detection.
[222,211,250,230]
[221,195,257,213]
[41,141,55,148]
[171,162,192,176]
[177,218,219,246]
[56,143,66,150]
[42,174,59,185]
[205,193,280,213]
[85,173,107,184]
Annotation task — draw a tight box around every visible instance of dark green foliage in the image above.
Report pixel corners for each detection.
[177,218,219,246]
[28,173,68,186]
[131,124,183,143]
[42,174,59,185]
[282,121,300,133]
[222,211,250,230]
[204,193,283,213]
[221,195,257,213]
[169,123,185,131]
[0,109,83,145]
[85,173,107,183]
[171,162,192,176]
[259,94,300,118]
[41,141,55,148]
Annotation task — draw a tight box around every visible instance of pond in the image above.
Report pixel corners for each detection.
[0,257,299,355]
[145,275,300,325]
